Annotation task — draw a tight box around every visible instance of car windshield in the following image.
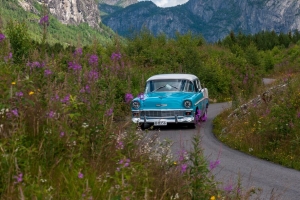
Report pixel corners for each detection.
[145,79,194,93]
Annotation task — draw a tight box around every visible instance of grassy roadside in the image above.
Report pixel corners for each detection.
[213,73,300,170]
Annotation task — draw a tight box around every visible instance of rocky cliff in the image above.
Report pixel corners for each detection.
[102,0,300,42]
[18,0,101,29]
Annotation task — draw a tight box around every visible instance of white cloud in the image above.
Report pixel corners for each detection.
[139,0,189,8]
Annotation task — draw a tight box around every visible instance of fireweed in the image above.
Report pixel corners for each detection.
[39,15,49,26]
[0,33,5,42]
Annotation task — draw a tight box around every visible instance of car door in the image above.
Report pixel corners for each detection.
[194,79,205,114]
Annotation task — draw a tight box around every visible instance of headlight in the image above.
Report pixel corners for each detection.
[132,101,140,109]
[183,100,192,108]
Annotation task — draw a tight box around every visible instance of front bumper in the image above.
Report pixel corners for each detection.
[131,110,195,124]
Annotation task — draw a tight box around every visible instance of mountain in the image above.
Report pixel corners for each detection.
[101,0,300,42]
[98,0,138,8]
[18,0,101,29]
[99,4,123,16]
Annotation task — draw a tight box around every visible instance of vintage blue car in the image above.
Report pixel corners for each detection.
[131,74,209,128]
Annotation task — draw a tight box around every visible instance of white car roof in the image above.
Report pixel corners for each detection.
[147,74,198,82]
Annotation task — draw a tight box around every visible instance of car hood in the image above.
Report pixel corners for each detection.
[141,92,194,109]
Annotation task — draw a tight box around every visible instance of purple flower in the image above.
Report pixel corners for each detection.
[88,70,99,81]
[119,158,130,168]
[224,183,233,192]
[89,54,98,66]
[15,91,23,98]
[125,93,133,103]
[105,108,113,116]
[11,109,18,117]
[116,141,124,150]
[138,93,144,100]
[61,94,70,104]
[195,110,202,124]
[39,15,49,26]
[180,163,188,173]
[177,149,188,162]
[0,33,5,42]
[27,61,44,70]
[111,52,121,60]
[80,85,90,94]
[14,173,23,184]
[297,112,300,118]
[78,172,84,179]
[51,94,60,101]
[47,111,55,118]
[99,100,106,105]
[209,159,220,170]
[4,52,12,62]
[32,61,41,68]
[60,132,65,137]
[44,69,52,76]
[73,48,83,56]
[68,61,82,71]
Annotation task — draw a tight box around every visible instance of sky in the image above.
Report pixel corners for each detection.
[139,0,189,8]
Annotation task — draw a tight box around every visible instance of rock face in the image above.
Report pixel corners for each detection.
[18,0,101,28]
[102,0,300,42]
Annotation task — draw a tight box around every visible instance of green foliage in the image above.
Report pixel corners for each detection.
[187,134,216,199]
[245,42,260,66]
[263,51,275,71]
[6,20,31,64]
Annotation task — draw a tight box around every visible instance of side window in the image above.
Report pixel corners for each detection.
[193,80,199,91]
[197,79,202,90]
[186,81,194,92]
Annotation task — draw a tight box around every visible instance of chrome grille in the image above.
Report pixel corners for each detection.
[140,110,184,117]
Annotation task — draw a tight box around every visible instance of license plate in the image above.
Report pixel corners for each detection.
[154,120,167,126]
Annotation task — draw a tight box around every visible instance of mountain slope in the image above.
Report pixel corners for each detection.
[102,0,300,42]
[0,0,115,46]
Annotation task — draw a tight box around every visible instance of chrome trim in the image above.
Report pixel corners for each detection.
[139,109,192,111]
[195,97,206,106]
[132,117,195,124]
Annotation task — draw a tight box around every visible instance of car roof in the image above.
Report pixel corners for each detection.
[147,74,198,82]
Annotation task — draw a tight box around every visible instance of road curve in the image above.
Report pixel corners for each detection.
[153,102,300,200]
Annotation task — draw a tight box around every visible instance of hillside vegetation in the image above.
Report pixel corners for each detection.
[0,0,115,46]
[0,7,300,200]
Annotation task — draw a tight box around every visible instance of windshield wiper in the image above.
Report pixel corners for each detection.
[153,85,166,92]
[152,84,179,92]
